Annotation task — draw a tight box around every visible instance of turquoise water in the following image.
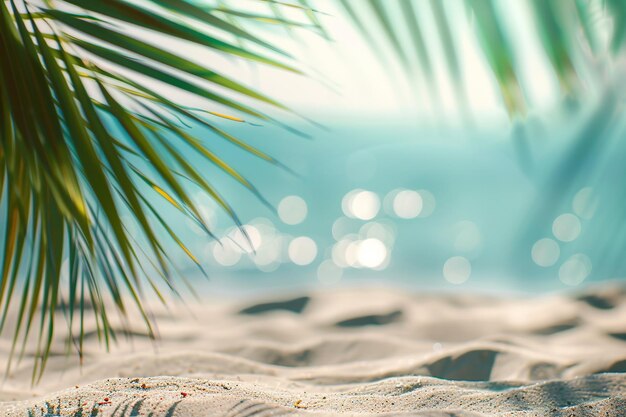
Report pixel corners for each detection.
[2,108,618,296]
[163,106,623,295]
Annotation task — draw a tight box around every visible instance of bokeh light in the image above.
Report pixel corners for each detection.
[393,190,423,219]
[345,240,360,267]
[443,256,471,284]
[572,187,598,220]
[559,254,592,286]
[416,190,436,217]
[356,238,387,268]
[332,217,355,241]
[278,195,308,225]
[552,213,581,242]
[252,232,282,271]
[383,189,402,216]
[360,221,396,247]
[212,241,241,266]
[288,236,318,266]
[332,239,353,268]
[228,225,262,254]
[317,260,343,284]
[531,238,560,267]
[342,189,380,220]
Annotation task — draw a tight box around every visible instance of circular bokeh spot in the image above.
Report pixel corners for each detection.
[531,238,560,267]
[278,195,308,225]
[443,256,471,284]
[552,213,581,242]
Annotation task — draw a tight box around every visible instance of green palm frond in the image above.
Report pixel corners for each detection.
[0,0,304,382]
[333,0,624,118]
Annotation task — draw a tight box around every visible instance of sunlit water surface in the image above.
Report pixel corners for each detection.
[152,113,619,297]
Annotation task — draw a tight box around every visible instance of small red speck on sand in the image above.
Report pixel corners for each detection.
[181,392,188,398]
[104,398,109,402]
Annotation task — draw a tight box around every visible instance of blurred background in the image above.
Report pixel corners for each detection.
[115,0,626,295]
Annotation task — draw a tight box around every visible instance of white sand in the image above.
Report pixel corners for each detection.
[1,285,625,416]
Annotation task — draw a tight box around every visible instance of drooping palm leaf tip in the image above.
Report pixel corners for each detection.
[338,0,626,119]
[0,0,311,382]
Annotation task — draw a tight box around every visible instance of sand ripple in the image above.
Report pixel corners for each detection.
[1,285,625,416]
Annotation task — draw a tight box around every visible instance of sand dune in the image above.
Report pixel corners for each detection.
[1,285,625,416]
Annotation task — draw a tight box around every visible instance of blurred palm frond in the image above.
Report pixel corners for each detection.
[332,0,625,118]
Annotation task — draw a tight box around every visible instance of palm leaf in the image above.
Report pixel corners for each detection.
[0,0,301,381]
[327,0,626,118]
[468,0,525,116]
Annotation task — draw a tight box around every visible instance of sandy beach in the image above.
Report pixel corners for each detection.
[1,285,625,416]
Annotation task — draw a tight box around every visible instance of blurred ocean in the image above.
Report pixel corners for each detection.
[43,1,625,298]
[157,108,620,296]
